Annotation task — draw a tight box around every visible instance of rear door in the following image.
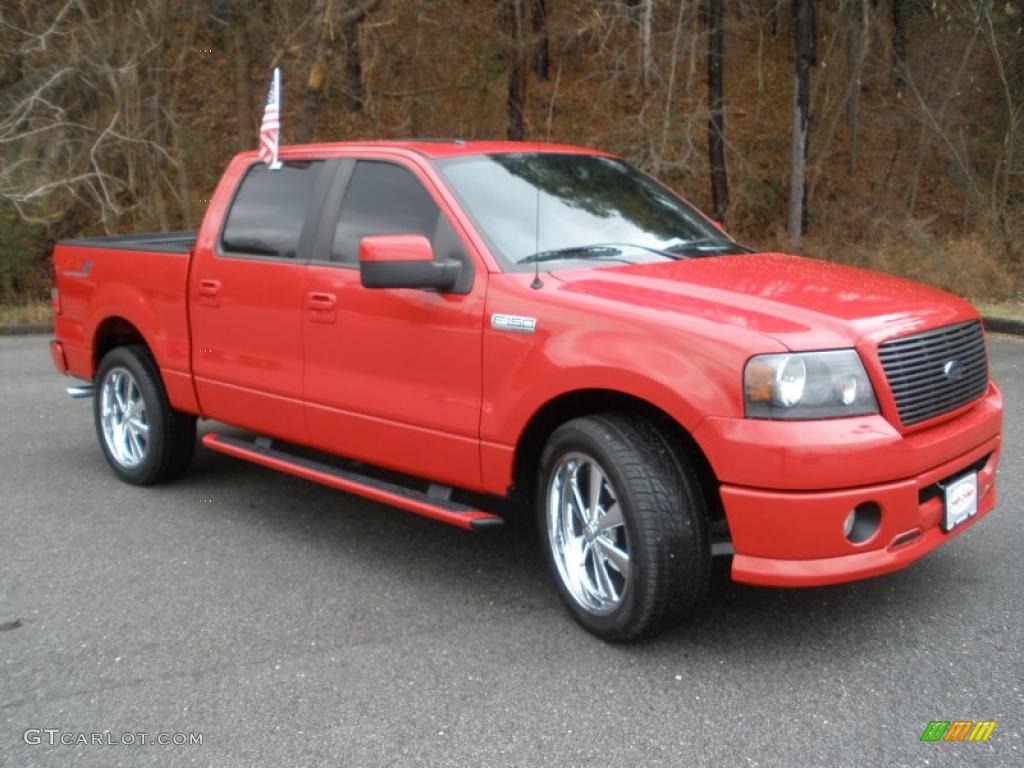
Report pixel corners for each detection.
[190,157,335,443]
[302,156,487,490]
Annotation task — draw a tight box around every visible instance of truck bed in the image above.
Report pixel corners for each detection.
[52,232,195,387]
[58,230,197,254]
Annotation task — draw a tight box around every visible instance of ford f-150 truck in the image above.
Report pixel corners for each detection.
[50,140,1003,641]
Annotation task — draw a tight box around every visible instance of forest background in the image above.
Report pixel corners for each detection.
[1,0,1021,322]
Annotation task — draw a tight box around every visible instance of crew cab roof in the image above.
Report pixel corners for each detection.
[261,139,612,161]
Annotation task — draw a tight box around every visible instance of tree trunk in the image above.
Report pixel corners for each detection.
[297,0,334,141]
[168,7,202,229]
[532,0,549,81]
[641,0,654,90]
[769,0,782,37]
[625,0,642,27]
[341,0,382,113]
[343,21,364,111]
[659,0,688,162]
[707,0,728,222]
[891,0,907,89]
[846,1,860,174]
[788,0,815,246]
[503,0,527,140]
[226,3,253,149]
[409,3,424,136]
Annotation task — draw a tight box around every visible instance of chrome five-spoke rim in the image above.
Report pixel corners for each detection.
[100,367,149,468]
[547,452,631,615]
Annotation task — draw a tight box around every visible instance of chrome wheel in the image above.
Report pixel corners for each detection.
[100,367,149,468]
[546,452,631,615]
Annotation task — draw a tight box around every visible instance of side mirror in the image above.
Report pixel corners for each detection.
[358,234,462,292]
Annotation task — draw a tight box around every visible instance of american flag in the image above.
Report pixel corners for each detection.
[259,68,282,169]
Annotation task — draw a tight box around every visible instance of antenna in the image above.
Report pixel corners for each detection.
[530,155,543,290]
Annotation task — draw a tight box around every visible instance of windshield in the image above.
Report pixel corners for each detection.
[435,152,744,271]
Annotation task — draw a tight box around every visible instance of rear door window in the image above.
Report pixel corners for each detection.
[221,160,326,259]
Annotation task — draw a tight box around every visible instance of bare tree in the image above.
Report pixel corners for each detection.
[500,0,528,140]
[532,0,550,81]
[706,0,728,221]
[845,0,871,174]
[222,0,254,150]
[342,0,382,112]
[641,0,654,90]
[0,1,192,230]
[297,0,335,141]
[788,0,815,245]
[891,0,908,89]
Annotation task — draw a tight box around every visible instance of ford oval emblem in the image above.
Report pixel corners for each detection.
[942,359,964,380]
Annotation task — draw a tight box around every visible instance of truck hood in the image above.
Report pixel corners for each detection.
[549,252,978,350]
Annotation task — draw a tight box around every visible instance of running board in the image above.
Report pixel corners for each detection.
[201,433,504,531]
[66,383,95,399]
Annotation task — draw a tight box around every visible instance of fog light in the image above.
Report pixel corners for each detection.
[843,502,881,544]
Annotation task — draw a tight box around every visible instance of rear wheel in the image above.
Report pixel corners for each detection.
[537,414,710,641]
[93,345,196,485]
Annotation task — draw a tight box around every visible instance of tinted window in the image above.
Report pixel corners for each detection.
[437,153,742,271]
[222,160,325,258]
[331,161,441,263]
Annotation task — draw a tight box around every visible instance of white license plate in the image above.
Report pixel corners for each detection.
[942,472,978,532]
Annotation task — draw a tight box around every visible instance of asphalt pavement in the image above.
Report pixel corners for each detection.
[2,334,1022,767]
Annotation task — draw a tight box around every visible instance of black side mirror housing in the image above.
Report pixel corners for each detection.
[358,234,462,292]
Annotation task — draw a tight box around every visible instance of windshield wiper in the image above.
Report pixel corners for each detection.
[519,242,684,264]
[519,245,626,264]
[587,242,682,259]
[666,238,748,255]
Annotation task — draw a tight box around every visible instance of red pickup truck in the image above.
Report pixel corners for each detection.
[50,141,1003,640]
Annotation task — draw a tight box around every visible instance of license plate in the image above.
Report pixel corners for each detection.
[942,472,978,532]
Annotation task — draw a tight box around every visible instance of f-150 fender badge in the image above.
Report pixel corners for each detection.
[62,260,93,278]
[491,314,537,333]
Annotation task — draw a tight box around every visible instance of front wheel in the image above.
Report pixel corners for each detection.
[537,414,710,641]
[93,345,196,485]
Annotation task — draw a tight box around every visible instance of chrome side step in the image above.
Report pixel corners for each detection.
[66,383,95,399]
[202,432,505,531]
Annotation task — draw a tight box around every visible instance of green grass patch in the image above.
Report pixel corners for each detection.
[976,302,1024,323]
[0,300,52,327]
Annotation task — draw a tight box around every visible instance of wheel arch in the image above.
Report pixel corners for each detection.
[93,315,151,371]
[90,313,200,414]
[510,388,723,523]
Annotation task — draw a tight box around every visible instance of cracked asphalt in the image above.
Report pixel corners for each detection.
[2,333,1022,767]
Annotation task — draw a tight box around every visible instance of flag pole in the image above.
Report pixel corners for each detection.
[268,67,282,170]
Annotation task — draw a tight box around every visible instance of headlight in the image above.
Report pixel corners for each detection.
[744,349,878,419]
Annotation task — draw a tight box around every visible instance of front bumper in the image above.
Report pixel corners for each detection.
[696,384,1003,587]
[723,436,999,586]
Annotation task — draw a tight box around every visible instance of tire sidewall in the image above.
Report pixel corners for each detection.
[536,422,648,640]
[93,347,168,484]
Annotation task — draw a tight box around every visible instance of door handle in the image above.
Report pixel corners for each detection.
[198,278,221,306]
[306,292,336,309]
[306,291,337,324]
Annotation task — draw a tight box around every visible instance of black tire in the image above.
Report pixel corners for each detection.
[93,344,196,485]
[536,413,710,641]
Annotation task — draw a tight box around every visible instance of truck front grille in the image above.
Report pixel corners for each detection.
[878,320,989,426]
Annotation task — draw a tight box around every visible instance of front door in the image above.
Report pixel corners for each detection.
[302,157,486,490]
[190,157,334,444]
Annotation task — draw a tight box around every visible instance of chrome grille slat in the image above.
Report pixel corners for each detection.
[898,384,988,416]
[878,320,988,426]
[887,355,988,390]
[883,341,983,363]
[888,363,989,394]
